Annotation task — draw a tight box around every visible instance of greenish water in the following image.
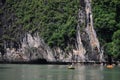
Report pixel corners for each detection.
[0,64,120,80]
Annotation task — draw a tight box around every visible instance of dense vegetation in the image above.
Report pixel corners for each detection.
[0,0,120,60]
[92,0,120,60]
[0,0,79,51]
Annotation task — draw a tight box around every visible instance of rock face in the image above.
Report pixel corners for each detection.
[50,0,103,62]
[1,33,55,62]
[0,0,103,63]
[75,0,101,62]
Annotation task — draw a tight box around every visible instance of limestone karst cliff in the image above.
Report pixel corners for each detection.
[1,0,119,62]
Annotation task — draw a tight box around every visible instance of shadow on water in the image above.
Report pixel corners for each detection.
[0,64,120,80]
[0,67,12,69]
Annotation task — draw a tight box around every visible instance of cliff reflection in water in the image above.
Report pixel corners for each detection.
[0,64,120,80]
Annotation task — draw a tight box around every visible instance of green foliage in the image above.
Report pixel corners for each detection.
[112,30,120,58]
[92,0,117,42]
[92,0,120,59]
[1,0,80,50]
[105,42,113,56]
[1,0,120,59]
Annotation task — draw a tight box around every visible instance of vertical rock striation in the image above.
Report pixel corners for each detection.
[2,33,55,62]
[75,0,101,62]
[0,0,103,63]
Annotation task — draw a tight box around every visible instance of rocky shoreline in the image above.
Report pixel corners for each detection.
[0,60,119,66]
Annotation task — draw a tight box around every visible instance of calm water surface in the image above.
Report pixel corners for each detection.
[0,64,120,80]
